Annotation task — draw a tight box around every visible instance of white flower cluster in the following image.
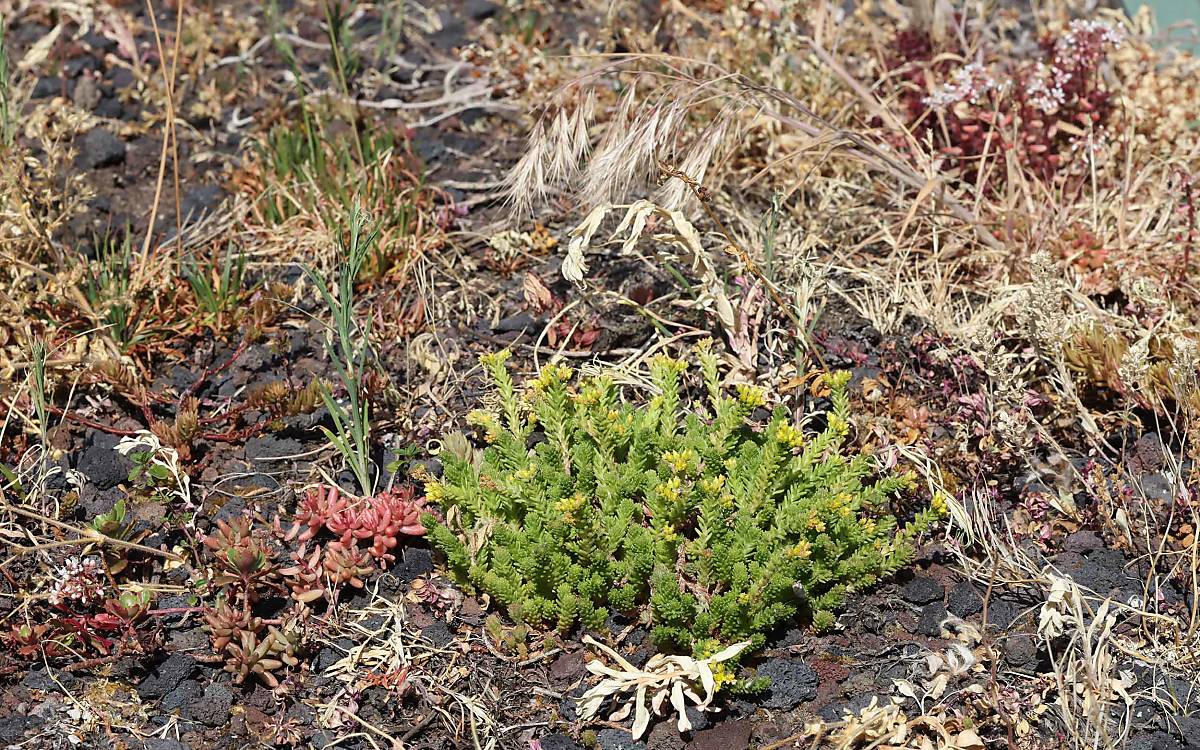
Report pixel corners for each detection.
[48,556,104,607]
[1024,21,1125,114]
[1025,63,1066,113]
[1059,19,1127,54]
[924,62,997,109]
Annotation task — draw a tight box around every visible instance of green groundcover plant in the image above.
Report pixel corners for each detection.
[422,341,943,661]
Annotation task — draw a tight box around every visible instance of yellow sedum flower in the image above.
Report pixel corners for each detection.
[736,384,766,408]
[787,540,812,559]
[776,422,805,449]
[662,449,698,474]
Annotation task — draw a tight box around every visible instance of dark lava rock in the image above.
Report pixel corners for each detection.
[161,679,203,712]
[77,430,133,490]
[1176,714,1200,745]
[1063,529,1104,555]
[1001,634,1039,672]
[687,718,751,750]
[558,684,588,722]
[550,651,586,683]
[180,185,224,221]
[22,665,78,693]
[244,435,304,462]
[757,658,819,709]
[145,740,191,750]
[0,715,29,745]
[465,0,500,19]
[901,576,943,605]
[683,706,711,733]
[422,621,455,648]
[393,546,434,580]
[77,128,126,169]
[947,581,983,617]
[596,728,647,750]
[985,598,1022,629]
[494,311,536,333]
[538,733,583,750]
[647,722,685,750]
[917,602,948,637]
[138,653,198,700]
[1126,733,1184,750]
[316,637,354,673]
[185,681,234,727]
[32,75,62,99]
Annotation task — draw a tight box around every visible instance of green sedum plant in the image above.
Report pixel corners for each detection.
[423,341,942,657]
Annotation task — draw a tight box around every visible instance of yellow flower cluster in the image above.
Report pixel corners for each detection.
[466,410,501,443]
[554,493,587,522]
[657,476,684,504]
[775,422,805,449]
[787,539,812,559]
[930,492,949,516]
[531,364,573,392]
[736,384,766,408]
[662,449,698,474]
[424,480,445,503]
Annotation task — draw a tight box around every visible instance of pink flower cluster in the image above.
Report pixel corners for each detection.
[291,485,426,567]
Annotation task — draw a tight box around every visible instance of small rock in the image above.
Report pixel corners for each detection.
[244,435,304,462]
[22,665,77,693]
[76,430,133,490]
[0,715,29,745]
[901,576,943,605]
[687,719,751,750]
[180,185,224,221]
[145,740,191,750]
[185,681,234,727]
[646,722,685,750]
[1062,530,1104,555]
[161,679,203,712]
[1176,714,1200,745]
[465,0,500,20]
[550,651,586,682]
[757,658,819,709]
[985,598,1021,629]
[947,581,983,617]
[494,311,536,334]
[917,602,948,637]
[77,128,126,169]
[537,733,583,750]
[72,75,102,110]
[421,621,455,648]
[558,684,588,722]
[32,75,63,99]
[137,653,198,700]
[596,728,647,750]
[1000,634,1039,672]
[393,547,434,580]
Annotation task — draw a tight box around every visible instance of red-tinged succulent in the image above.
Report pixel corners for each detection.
[223,628,297,688]
[290,484,425,568]
[204,518,277,602]
[278,544,326,604]
[6,623,51,659]
[322,542,374,589]
[204,599,263,651]
[290,484,350,542]
[99,589,153,627]
[327,486,426,566]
